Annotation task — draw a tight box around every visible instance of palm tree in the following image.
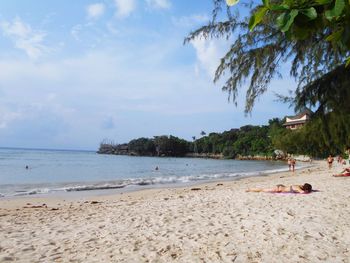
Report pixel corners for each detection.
[192,136,198,153]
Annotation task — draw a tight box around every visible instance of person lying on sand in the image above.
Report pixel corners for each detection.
[246,183,312,194]
[333,168,350,177]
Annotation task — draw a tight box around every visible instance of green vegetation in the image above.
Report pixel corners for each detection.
[186,0,349,112]
[274,113,350,156]
[193,125,273,158]
[185,0,350,158]
[153,136,190,157]
[102,135,191,157]
[98,114,349,158]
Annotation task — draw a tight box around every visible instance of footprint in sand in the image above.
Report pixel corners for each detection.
[277,227,286,235]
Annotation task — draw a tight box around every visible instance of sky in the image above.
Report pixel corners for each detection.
[0,0,297,150]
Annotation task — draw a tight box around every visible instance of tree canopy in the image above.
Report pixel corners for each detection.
[185,0,350,151]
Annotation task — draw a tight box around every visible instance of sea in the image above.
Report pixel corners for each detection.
[0,148,293,198]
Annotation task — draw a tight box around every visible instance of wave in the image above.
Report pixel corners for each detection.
[0,165,301,198]
[12,188,51,196]
[65,184,126,192]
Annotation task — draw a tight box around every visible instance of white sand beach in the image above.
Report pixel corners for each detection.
[1,161,350,262]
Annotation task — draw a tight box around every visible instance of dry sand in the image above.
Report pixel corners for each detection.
[1,161,350,262]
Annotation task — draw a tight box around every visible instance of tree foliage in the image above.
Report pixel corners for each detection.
[99,115,349,159]
[185,0,350,152]
[153,135,190,157]
[186,0,349,113]
[128,137,156,156]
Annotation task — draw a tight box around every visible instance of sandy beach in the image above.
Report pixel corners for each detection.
[1,160,349,262]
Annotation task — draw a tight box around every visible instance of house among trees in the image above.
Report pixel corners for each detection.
[283,108,313,130]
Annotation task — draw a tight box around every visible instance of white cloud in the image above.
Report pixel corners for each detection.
[71,24,83,41]
[0,17,48,59]
[0,41,293,149]
[86,3,105,19]
[70,22,103,46]
[146,0,171,10]
[0,47,228,146]
[172,14,209,27]
[114,0,136,18]
[191,38,226,78]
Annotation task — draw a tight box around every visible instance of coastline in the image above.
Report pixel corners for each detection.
[1,160,349,262]
[0,157,291,199]
[0,159,305,201]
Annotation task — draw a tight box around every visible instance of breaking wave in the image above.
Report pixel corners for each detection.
[0,166,295,198]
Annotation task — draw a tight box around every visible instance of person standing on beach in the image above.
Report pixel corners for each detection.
[287,157,292,171]
[291,158,296,172]
[327,155,334,169]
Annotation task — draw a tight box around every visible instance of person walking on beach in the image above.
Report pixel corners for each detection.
[327,155,334,169]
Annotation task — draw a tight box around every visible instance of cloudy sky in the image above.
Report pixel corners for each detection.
[0,0,296,150]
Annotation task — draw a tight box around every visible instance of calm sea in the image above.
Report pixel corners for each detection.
[0,148,290,198]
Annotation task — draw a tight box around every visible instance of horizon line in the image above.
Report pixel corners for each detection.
[0,146,95,152]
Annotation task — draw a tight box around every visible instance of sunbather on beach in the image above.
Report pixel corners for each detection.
[246,183,312,193]
[333,168,350,177]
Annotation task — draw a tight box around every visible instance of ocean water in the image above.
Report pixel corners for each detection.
[0,148,290,198]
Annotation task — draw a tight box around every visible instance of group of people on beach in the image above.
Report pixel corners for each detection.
[246,155,312,194]
[332,151,350,176]
[247,154,350,194]
[327,154,350,170]
[327,154,349,169]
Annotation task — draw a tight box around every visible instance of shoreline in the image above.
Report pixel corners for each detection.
[0,161,313,208]
[1,160,349,262]
[0,160,311,203]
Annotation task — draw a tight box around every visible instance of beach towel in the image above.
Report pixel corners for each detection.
[334,173,350,177]
[268,190,320,195]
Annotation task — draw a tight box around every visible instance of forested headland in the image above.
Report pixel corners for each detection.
[98,114,350,159]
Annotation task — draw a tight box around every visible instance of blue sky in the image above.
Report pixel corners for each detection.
[0,0,296,150]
